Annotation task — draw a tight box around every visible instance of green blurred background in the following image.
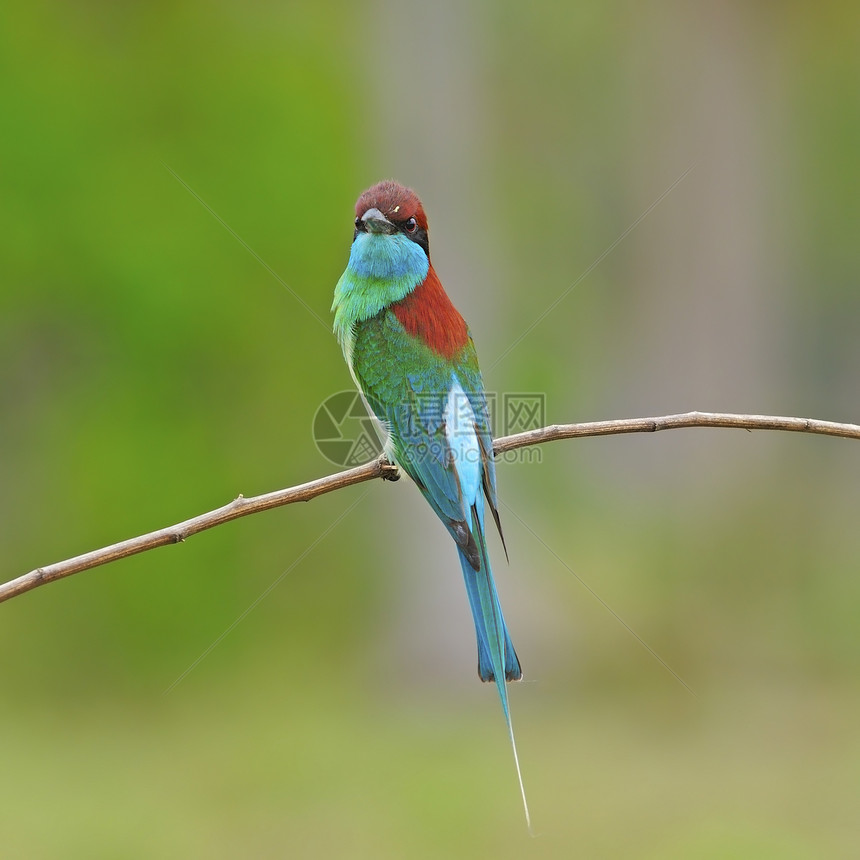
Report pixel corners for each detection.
[2,2,858,856]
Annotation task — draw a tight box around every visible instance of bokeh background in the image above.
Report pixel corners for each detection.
[2,2,858,856]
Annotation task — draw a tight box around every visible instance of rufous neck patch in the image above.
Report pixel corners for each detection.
[392,266,469,359]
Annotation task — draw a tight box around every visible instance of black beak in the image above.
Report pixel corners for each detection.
[360,207,397,235]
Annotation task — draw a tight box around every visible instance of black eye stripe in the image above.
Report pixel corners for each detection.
[352,211,427,255]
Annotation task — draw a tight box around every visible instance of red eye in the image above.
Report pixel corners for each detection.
[404,217,417,233]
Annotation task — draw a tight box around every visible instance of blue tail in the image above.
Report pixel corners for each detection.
[457,547,521,686]
[456,505,531,830]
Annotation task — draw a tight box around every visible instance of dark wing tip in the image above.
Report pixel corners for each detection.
[490,503,509,562]
[451,519,481,570]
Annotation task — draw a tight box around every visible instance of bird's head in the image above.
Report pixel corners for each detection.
[333,180,433,337]
[353,180,430,259]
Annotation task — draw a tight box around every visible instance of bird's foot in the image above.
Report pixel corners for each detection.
[380,458,400,482]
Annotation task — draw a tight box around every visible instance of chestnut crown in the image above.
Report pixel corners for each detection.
[353,180,429,256]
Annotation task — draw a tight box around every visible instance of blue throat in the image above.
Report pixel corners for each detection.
[332,231,429,347]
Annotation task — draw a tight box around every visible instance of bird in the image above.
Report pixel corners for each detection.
[332,180,529,826]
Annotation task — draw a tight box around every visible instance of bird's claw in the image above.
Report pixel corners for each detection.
[380,458,400,482]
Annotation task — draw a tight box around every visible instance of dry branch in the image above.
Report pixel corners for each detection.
[2,411,858,605]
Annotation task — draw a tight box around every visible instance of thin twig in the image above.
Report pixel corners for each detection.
[0,459,397,604]
[492,411,860,453]
[2,411,858,605]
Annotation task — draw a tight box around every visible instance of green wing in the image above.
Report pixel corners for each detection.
[351,308,500,564]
